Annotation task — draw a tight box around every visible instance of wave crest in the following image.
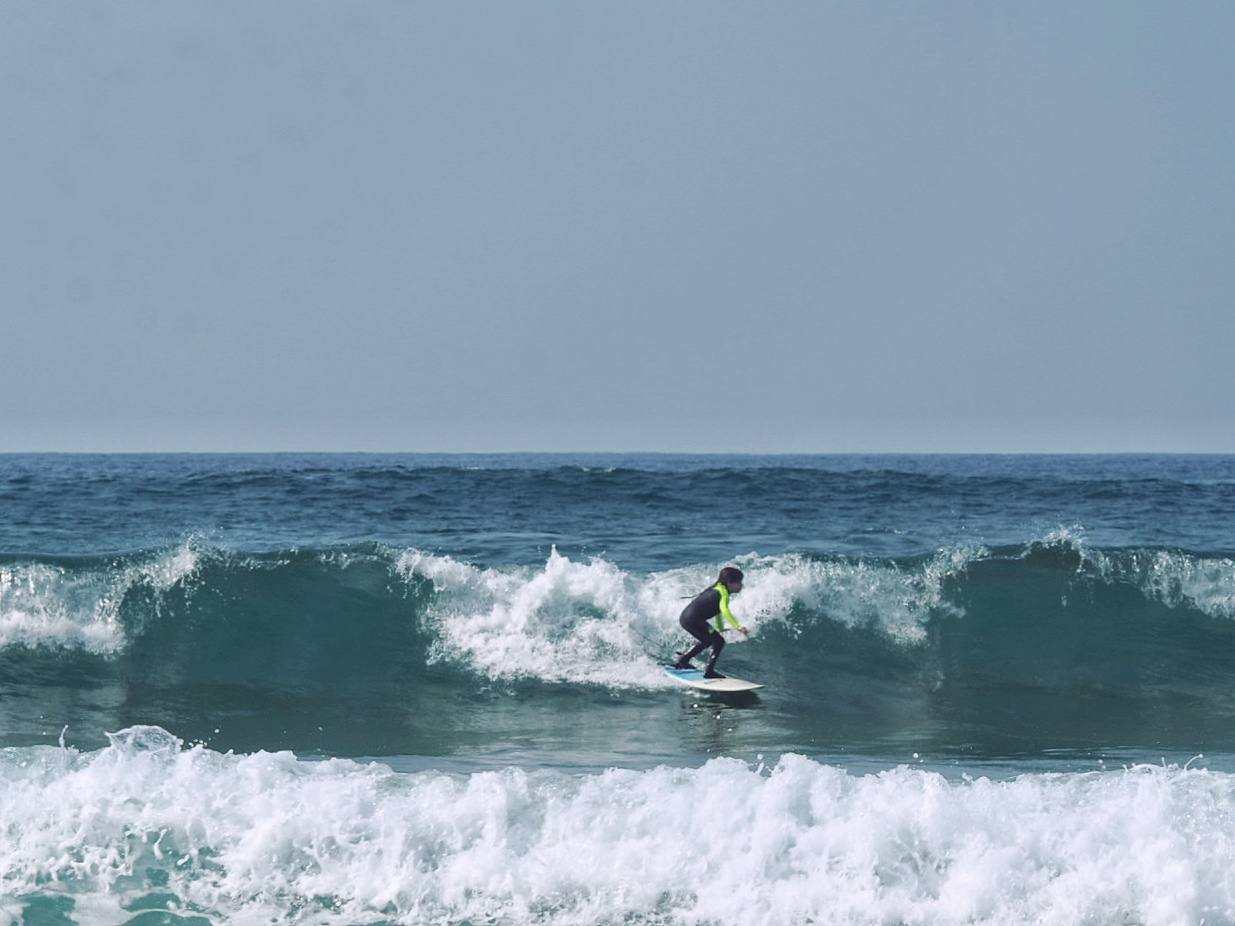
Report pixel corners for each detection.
[0,543,200,653]
[6,537,1235,697]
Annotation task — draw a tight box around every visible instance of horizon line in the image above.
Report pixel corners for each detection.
[3,449,1234,457]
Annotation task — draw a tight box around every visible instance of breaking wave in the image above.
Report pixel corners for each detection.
[4,535,1235,690]
[2,726,1233,926]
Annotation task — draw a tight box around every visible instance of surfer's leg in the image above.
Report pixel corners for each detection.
[674,617,713,668]
[703,632,725,677]
[676,644,704,667]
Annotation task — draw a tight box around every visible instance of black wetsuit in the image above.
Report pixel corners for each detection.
[675,586,727,673]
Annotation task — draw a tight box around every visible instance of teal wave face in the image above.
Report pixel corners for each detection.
[5,539,1235,760]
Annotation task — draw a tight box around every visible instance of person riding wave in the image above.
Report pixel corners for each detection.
[672,566,749,678]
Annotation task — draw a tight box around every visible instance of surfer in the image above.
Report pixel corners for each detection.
[672,567,749,678]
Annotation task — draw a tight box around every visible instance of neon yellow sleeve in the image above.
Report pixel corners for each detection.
[714,586,742,632]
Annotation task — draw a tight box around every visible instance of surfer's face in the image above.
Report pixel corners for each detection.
[726,579,743,594]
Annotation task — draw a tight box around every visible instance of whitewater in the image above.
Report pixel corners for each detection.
[4,727,1235,926]
[4,453,1235,924]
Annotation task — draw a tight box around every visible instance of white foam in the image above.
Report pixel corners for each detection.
[1037,530,1235,621]
[1108,549,1235,621]
[395,547,982,688]
[4,728,1235,926]
[735,547,981,645]
[0,543,200,654]
[397,548,674,688]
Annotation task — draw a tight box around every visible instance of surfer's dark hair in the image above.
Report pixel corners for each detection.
[718,567,744,585]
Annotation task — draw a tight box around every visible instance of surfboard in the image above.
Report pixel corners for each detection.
[663,665,764,692]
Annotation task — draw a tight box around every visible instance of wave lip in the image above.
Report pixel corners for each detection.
[3,727,1235,925]
[1095,548,1235,621]
[742,545,983,644]
[0,543,200,653]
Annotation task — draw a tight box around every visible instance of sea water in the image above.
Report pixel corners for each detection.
[3,453,1235,924]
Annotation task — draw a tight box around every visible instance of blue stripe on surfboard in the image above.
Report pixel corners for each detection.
[662,665,763,690]
[664,665,705,679]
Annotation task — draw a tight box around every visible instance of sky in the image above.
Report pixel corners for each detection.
[2,2,1233,453]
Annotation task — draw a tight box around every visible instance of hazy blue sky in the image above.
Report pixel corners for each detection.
[3,2,1232,452]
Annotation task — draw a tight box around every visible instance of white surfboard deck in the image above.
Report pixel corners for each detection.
[663,665,764,692]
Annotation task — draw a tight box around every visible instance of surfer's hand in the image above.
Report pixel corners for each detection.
[740,626,749,637]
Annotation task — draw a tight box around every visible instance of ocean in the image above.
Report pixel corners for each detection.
[3,453,1235,924]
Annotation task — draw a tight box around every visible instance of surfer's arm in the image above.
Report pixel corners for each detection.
[718,597,746,634]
